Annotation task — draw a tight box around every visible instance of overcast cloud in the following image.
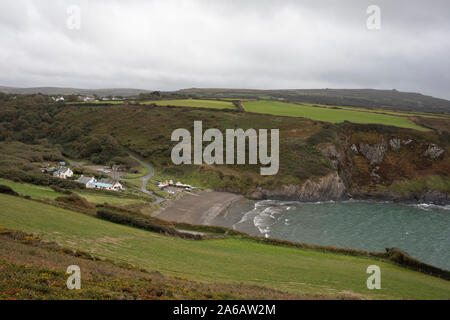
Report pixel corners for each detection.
[0,0,449,99]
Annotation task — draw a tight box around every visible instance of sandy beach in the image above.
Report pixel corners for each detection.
[157,191,243,225]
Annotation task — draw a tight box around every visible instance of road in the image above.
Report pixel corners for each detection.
[126,153,165,204]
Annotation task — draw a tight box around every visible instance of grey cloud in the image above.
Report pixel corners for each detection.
[0,0,449,99]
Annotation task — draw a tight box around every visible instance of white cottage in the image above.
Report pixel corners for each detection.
[53,167,73,179]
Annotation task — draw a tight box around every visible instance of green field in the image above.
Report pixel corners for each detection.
[1,194,449,299]
[297,102,450,119]
[0,178,146,205]
[142,99,236,110]
[66,100,126,105]
[0,178,65,199]
[243,101,428,131]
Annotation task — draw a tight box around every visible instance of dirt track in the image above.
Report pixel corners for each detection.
[157,191,242,225]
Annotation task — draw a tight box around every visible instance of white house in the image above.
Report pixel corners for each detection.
[83,96,96,102]
[76,176,123,191]
[75,175,96,188]
[52,96,65,102]
[97,178,124,191]
[53,167,73,179]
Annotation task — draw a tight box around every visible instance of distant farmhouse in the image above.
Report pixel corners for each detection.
[81,96,96,102]
[51,96,65,102]
[75,175,95,186]
[53,167,73,179]
[75,175,123,191]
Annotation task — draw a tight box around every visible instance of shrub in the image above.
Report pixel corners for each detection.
[50,185,72,194]
[0,185,18,196]
[55,194,94,209]
[96,210,201,239]
[0,168,81,190]
[385,248,450,280]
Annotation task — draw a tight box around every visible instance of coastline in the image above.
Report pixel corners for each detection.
[156,189,450,227]
[157,190,243,225]
[156,190,450,273]
[156,190,450,225]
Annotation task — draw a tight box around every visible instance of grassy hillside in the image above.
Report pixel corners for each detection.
[53,104,333,192]
[244,101,427,131]
[0,194,449,299]
[299,103,450,120]
[1,236,302,300]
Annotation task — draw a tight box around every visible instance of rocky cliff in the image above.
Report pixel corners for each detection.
[249,172,347,201]
[321,129,449,205]
[249,127,449,205]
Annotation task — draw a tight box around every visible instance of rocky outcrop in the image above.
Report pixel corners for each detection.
[319,143,354,190]
[358,141,387,164]
[423,144,445,159]
[418,190,450,205]
[350,189,450,205]
[249,172,346,201]
[389,138,401,151]
[370,166,381,182]
[299,172,346,201]
[319,144,344,169]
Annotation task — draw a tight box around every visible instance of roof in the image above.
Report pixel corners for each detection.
[54,167,71,174]
[98,178,121,186]
[75,176,94,184]
[91,182,113,188]
[98,178,113,184]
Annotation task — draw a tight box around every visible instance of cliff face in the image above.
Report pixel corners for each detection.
[249,172,346,201]
[357,141,387,164]
[249,127,449,205]
[321,131,449,205]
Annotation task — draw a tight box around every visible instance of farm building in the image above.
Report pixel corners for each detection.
[75,176,123,191]
[98,178,124,191]
[53,167,73,179]
[75,175,95,187]
[51,96,65,102]
[82,96,96,102]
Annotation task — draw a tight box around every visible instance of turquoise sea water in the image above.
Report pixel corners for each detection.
[212,200,450,270]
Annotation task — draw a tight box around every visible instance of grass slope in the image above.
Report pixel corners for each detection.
[0,237,300,300]
[0,194,449,299]
[244,101,427,131]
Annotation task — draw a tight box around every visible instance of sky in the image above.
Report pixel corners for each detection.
[0,0,449,99]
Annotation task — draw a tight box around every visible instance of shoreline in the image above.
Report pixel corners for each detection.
[156,191,450,273]
[156,190,243,225]
[157,191,450,227]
